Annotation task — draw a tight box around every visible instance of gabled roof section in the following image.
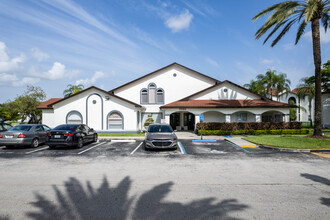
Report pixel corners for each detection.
[39,86,142,109]
[161,99,295,109]
[179,80,270,101]
[109,62,221,93]
[37,98,63,109]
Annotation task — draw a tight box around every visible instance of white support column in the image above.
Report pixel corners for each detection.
[285,114,290,122]
[195,114,200,131]
[165,114,170,124]
[225,114,231,123]
[255,114,261,122]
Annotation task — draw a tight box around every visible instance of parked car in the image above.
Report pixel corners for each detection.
[144,124,178,150]
[0,124,51,148]
[46,124,97,149]
[0,122,12,132]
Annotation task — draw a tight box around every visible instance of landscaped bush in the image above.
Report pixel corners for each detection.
[196,122,302,131]
[198,128,311,136]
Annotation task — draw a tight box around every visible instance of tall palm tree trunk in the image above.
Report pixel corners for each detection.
[311,19,322,136]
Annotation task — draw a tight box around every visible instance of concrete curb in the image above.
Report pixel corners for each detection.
[98,137,145,141]
[259,145,311,153]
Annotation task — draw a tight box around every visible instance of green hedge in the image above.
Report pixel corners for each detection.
[198,129,312,136]
[196,122,302,130]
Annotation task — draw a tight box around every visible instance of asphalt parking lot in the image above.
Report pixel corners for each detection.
[0,139,329,160]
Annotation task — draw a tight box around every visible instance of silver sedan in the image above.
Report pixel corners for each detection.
[0,124,51,148]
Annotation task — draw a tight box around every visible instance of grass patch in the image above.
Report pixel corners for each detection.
[97,133,145,137]
[243,135,330,149]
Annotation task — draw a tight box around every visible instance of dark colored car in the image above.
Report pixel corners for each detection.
[0,122,12,132]
[144,124,178,150]
[46,124,97,149]
[0,124,51,148]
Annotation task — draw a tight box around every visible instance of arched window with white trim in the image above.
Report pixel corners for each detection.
[148,83,156,104]
[108,111,124,130]
[141,89,148,104]
[66,111,83,124]
[140,83,164,104]
[157,89,164,104]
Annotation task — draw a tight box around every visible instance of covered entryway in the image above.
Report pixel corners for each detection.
[170,112,195,131]
[261,111,285,122]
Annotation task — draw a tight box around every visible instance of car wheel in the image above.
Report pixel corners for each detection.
[143,141,149,151]
[5,145,14,149]
[77,137,83,148]
[93,134,98,143]
[31,138,39,148]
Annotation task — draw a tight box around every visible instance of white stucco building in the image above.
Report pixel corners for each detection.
[38,63,298,132]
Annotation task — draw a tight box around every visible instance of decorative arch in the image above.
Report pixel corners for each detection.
[200,111,225,123]
[66,110,83,124]
[261,110,285,122]
[107,110,124,130]
[86,93,103,130]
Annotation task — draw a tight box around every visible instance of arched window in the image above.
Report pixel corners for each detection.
[140,83,164,104]
[148,83,156,104]
[108,111,123,130]
[157,89,164,104]
[66,111,83,124]
[141,89,148,104]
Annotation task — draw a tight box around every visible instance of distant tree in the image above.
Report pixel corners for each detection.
[253,0,330,136]
[297,78,315,127]
[289,99,297,121]
[303,60,330,91]
[63,84,84,98]
[256,70,278,100]
[276,73,291,101]
[243,79,266,96]
[1,86,46,123]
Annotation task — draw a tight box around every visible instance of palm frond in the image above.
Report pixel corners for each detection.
[295,21,308,44]
[321,12,330,32]
[271,19,297,46]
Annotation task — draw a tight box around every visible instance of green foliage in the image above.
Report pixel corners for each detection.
[63,84,84,98]
[302,60,330,91]
[0,86,46,123]
[198,129,311,136]
[144,117,154,128]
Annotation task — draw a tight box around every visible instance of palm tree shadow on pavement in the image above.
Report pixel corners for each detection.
[26,176,248,220]
[301,173,330,207]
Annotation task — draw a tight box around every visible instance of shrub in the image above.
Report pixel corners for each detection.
[196,122,302,131]
[198,129,311,136]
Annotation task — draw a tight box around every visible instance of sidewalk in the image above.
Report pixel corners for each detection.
[224,137,257,148]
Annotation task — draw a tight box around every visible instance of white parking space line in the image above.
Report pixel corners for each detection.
[0,146,6,149]
[111,140,136,142]
[77,142,106,155]
[25,146,49,154]
[130,142,143,155]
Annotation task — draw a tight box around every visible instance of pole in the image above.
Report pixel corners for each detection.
[201,121,203,140]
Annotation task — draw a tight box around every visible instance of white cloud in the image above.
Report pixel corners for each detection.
[261,59,274,65]
[0,73,39,87]
[46,62,67,80]
[165,10,193,32]
[205,57,219,67]
[0,41,25,73]
[304,30,330,43]
[75,71,106,86]
[31,48,49,62]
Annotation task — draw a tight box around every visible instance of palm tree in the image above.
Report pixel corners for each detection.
[276,73,291,101]
[297,77,316,127]
[253,0,330,136]
[63,84,84,98]
[256,70,279,100]
[243,79,266,96]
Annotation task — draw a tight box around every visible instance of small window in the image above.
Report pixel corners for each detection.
[141,89,148,104]
[157,89,164,104]
[108,112,123,129]
[237,113,247,122]
[42,125,51,131]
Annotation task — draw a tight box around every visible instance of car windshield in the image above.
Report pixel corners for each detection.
[148,125,173,133]
[54,124,79,131]
[9,125,32,132]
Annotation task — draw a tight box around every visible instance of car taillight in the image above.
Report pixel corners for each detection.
[64,133,74,137]
[17,133,27,138]
[46,133,51,136]
[0,134,2,138]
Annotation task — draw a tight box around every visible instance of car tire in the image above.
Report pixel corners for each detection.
[143,141,149,151]
[93,134,98,143]
[5,145,14,149]
[77,137,83,148]
[49,145,56,149]
[31,138,39,148]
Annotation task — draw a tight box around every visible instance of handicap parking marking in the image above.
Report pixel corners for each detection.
[225,140,252,154]
[178,141,186,154]
[77,142,106,155]
[25,146,49,154]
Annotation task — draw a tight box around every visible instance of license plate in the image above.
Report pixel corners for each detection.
[54,135,61,138]
[5,135,13,139]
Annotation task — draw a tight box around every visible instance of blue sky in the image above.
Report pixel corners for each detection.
[0,0,329,103]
